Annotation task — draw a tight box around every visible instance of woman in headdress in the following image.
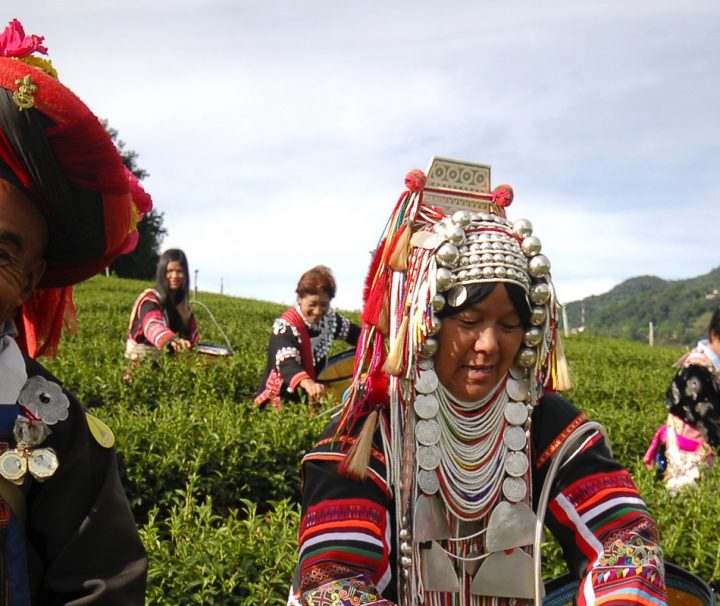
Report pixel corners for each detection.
[644,307,720,492]
[125,248,199,359]
[255,265,360,409]
[289,159,666,606]
[0,19,147,604]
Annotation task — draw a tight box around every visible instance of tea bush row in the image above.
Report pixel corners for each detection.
[41,276,718,603]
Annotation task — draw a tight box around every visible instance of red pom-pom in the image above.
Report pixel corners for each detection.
[405,169,427,192]
[492,184,514,207]
[367,371,390,406]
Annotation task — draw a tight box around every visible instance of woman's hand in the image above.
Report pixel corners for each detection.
[169,337,193,352]
[299,379,326,403]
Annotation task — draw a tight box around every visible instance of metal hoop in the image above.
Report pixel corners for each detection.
[533,421,612,605]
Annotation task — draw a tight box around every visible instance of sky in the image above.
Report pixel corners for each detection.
[14,1,720,311]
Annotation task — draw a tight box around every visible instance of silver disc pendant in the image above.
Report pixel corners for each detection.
[504,401,529,426]
[503,426,527,451]
[485,501,537,551]
[415,419,441,446]
[418,357,435,370]
[422,541,460,593]
[414,394,440,419]
[504,451,529,477]
[18,376,70,425]
[502,477,527,502]
[417,445,441,470]
[470,549,535,599]
[506,377,529,401]
[414,494,451,541]
[415,370,439,394]
[418,469,440,495]
[509,365,527,380]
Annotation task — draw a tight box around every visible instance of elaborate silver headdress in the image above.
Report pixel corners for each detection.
[336,157,570,605]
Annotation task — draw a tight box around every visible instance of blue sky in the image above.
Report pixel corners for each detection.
[16,1,720,310]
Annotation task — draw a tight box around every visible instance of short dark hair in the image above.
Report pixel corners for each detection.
[296,265,336,299]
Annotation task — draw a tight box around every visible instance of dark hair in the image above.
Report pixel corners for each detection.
[296,265,336,299]
[709,307,720,340]
[156,249,190,304]
[437,282,532,328]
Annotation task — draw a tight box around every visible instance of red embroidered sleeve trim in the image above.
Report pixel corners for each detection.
[290,371,311,391]
[535,412,588,468]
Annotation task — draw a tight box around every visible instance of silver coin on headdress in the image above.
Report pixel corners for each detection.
[415,419,441,446]
[506,377,529,401]
[505,451,529,477]
[414,394,440,419]
[503,426,527,451]
[418,356,435,370]
[417,445,441,470]
[418,469,440,495]
[416,370,439,394]
[504,401,529,426]
[502,477,528,502]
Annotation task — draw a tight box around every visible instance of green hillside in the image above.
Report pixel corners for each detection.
[38,275,719,604]
[565,266,720,345]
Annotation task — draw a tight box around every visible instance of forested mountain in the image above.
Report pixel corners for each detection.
[563,266,720,345]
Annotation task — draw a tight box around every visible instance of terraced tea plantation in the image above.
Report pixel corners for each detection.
[43,276,719,604]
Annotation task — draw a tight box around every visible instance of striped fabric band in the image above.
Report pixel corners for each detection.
[550,470,666,605]
[298,499,391,595]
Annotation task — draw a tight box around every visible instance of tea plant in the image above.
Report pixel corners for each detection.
[40,276,718,603]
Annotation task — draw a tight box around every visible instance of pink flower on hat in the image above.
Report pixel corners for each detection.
[0,19,48,58]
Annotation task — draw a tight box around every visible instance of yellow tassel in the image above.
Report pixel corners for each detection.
[383,313,409,376]
[552,336,573,391]
[340,409,379,480]
[388,224,411,272]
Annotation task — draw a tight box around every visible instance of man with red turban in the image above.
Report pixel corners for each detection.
[0,19,148,604]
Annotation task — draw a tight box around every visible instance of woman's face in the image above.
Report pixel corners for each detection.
[166,260,185,293]
[435,283,525,402]
[299,292,331,325]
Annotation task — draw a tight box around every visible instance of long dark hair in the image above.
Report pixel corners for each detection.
[156,248,190,304]
[709,307,720,340]
[437,282,532,328]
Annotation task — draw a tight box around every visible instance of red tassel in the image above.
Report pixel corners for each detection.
[362,269,389,328]
[14,286,76,358]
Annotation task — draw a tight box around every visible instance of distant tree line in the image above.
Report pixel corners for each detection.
[564,268,720,346]
[103,121,167,280]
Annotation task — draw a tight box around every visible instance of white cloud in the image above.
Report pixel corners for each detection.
[10,1,720,312]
